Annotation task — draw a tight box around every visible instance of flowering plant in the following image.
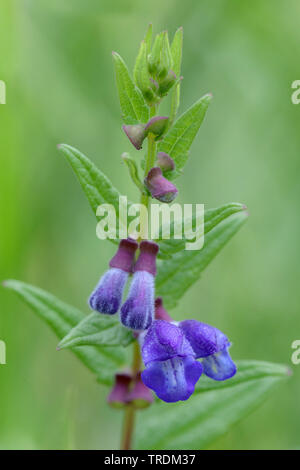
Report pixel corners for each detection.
[4,25,289,450]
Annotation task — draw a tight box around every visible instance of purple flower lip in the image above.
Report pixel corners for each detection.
[122,124,146,150]
[134,240,159,276]
[155,297,172,322]
[157,152,175,172]
[109,238,138,273]
[144,167,178,203]
[141,356,202,403]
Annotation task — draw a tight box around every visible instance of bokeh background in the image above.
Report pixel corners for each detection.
[0,0,299,449]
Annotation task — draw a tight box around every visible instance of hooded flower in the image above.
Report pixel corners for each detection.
[122,124,146,150]
[120,241,159,330]
[126,372,154,409]
[179,320,237,381]
[140,320,203,403]
[157,152,175,172]
[145,167,178,203]
[107,372,132,408]
[89,238,138,315]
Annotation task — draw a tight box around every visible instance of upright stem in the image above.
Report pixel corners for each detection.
[121,107,157,451]
[121,405,135,450]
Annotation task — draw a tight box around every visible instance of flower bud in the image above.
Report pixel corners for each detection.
[127,372,154,409]
[145,167,178,203]
[157,152,175,172]
[144,116,169,140]
[122,124,146,150]
[134,240,159,276]
[107,372,132,408]
[158,70,177,96]
[120,241,159,330]
[155,297,172,321]
[109,238,139,273]
[89,238,138,315]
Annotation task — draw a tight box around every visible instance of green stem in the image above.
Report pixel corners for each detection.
[120,107,158,451]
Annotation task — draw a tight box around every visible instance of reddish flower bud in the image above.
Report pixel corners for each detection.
[109,238,138,273]
[107,372,132,408]
[145,167,178,203]
[157,152,175,172]
[155,297,172,322]
[122,124,146,150]
[144,116,169,139]
[127,372,154,409]
[89,238,138,315]
[134,240,159,276]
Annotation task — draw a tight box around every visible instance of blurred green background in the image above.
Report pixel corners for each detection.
[0,0,299,449]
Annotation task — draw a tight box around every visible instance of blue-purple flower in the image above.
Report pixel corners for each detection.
[140,320,203,403]
[89,238,138,315]
[120,241,159,330]
[179,320,236,381]
[138,299,237,402]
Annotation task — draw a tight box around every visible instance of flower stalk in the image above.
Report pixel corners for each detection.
[121,108,158,449]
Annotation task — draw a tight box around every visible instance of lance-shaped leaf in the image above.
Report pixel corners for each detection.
[121,152,145,194]
[112,52,149,124]
[3,280,126,385]
[169,27,183,125]
[144,23,153,52]
[58,144,122,216]
[158,93,212,177]
[171,27,183,77]
[134,41,155,105]
[136,360,290,449]
[58,312,134,350]
[156,211,248,309]
[157,203,246,259]
[58,144,134,241]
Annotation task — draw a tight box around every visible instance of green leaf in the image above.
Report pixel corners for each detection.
[171,27,183,77]
[58,144,122,217]
[156,211,248,309]
[158,93,212,176]
[3,280,127,385]
[136,360,290,450]
[144,23,153,52]
[157,203,246,259]
[112,52,149,124]
[58,144,135,242]
[58,312,134,350]
[121,152,145,194]
[169,27,183,126]
[133,40,155,105]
